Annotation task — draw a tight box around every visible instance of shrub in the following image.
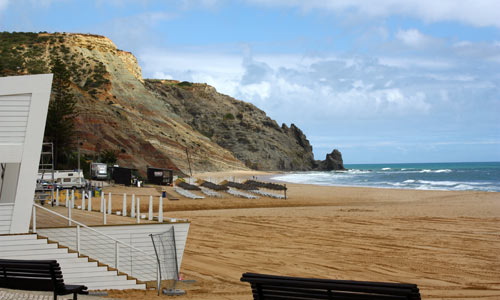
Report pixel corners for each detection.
[223,113,235,120]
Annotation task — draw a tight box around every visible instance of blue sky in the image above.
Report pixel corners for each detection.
[1,0,499,163]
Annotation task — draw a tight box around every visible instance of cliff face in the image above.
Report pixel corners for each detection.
[0,32,343,173]
[145,80,316,170]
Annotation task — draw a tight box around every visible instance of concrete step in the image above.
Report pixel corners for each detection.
[0,242,58,252]
[0,248,71,256]
[0,234,37,241]
[64,274,129,283]
[80,280,146,290]
[0,252,79,260]
[59,265,110,274]
[0,238,58,246]
[63,269,117,279]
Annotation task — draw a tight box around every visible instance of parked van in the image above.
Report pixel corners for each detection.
[38,170,86,189]
[91,163,108,180]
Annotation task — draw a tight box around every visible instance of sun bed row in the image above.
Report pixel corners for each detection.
[250,189,285,199]
[174,187,204,199]
[200,187,222,198]
[226,188,259,199]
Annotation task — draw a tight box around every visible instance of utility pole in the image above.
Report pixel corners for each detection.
[77,141,81,171]
[185,148,193,178]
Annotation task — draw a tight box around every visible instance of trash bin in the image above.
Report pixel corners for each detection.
[162,191,166,198]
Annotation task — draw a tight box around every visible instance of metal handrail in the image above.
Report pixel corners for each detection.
[32,203,153,256]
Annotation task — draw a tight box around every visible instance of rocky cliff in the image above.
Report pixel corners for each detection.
[0,32,343,174]
[144,80,316,170]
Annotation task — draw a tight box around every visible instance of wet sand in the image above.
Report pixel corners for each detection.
[105,171,500,300]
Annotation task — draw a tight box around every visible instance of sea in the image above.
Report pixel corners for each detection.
[271,162,500,192]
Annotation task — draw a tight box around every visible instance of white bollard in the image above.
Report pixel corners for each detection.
[158,196,163,223]
[136,197,140,223]
[88,192,92,211]
[148,195,153,221]
[108,193,112,215]
[103,195,107,225]
[56,189,59,206]
[122,193,127,217]
[131,194,136,218]
[65,189,69,207]
[71,189,75,209]
[100,192,104,212]
[81,192,86,210]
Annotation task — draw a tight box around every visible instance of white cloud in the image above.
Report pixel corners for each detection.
[396,28,434,47]
[246,0,500,28]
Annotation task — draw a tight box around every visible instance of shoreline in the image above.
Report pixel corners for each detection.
[195,169,500,194]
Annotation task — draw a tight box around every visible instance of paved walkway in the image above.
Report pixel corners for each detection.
[0,289,120,299]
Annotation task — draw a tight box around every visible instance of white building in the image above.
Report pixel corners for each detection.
[0,74,52,234]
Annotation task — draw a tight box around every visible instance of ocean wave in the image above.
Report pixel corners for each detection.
[419,169,452,173]
[270,167,500,192]
[347,169,371,174]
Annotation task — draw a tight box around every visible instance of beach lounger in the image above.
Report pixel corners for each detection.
[200,186,223,197]
[226,188,259,199]
[174,187,204,199]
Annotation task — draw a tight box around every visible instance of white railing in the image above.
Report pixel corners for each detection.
[31,203,159,283]
[48,189,168,224]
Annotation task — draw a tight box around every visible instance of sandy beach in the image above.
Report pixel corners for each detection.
[102,171,500,300]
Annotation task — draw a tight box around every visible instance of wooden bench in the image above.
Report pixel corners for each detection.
[0,259,88,300]
[241,273,421,300]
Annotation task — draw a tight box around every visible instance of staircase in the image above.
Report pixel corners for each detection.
[0,234,146,290]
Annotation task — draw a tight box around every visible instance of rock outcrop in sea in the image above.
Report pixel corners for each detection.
[0,32,344,174]
[314,149,346,171]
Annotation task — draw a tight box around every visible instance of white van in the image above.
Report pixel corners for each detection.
[91,163,108,180]
[38,170,86,189]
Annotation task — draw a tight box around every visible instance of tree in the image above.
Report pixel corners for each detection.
[44,57,78,169]
[100,149,118,164]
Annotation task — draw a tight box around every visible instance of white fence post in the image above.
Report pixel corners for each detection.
[55,189,59,206]
[68,204,72,226]
[100,192,104,212]
[131,194,136,218]
[158,196,163,223]
[148,195,153,221]
[76,225,80,253]
[103,196,107,225]
[71,189,75,208]
[65,189,69,207]
[88,192,92,211]
[136,198,140,224]
[122,193,127,217]
[108,192,112,215]
[81,192,86,210]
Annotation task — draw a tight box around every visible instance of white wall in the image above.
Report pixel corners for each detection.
[0,74,52,233]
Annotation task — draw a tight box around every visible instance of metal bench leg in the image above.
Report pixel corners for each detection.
[73,292,78,300]
[54,291,57,300]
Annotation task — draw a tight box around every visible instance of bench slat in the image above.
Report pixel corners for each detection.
[241,273,421,300]
[243,272,418,289]
[244,278,416,296]
[252,286,409,300]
